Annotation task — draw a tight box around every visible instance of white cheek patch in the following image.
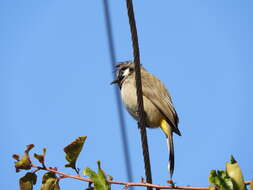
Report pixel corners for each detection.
[122,68,130,77]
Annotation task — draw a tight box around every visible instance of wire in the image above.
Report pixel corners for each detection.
[102,0,134,186]
[125,0,153,189]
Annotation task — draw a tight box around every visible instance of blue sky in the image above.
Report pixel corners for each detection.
[1,0,252,189]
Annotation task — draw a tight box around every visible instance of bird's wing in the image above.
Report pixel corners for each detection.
[141,70,181,136]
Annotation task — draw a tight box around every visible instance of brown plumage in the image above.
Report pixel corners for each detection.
[111,61,181,177]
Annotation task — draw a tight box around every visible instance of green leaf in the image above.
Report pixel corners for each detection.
[83,167,98,179]
[209,169,234,190]
[64,136,86,172]
[34,148,46,165]
[41,172,60,190]
[13,144,34,172]
[226,156,245,190]
[97,161,110,189]
[83,161,110,190]
[19,172,37,190]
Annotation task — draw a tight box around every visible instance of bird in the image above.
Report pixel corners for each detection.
[111,61,181,178]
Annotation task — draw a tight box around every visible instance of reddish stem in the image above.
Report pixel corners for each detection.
[31,164,251,190]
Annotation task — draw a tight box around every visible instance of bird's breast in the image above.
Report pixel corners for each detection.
[121,80,163,128]
[121,81,139,120]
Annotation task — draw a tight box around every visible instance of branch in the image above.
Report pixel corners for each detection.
[31,164,251,190]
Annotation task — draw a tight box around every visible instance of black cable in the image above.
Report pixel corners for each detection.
[125,0,153,189]
[102,0,134,186]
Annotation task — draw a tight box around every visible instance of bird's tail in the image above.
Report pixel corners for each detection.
[167,131,174,178]
[160,119,175,178]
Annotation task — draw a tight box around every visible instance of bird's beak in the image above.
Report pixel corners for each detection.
[110,78,119,85]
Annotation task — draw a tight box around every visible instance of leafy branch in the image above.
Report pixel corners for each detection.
[12,136,253,190]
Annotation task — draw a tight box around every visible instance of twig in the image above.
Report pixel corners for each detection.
[30,164,252,189]
[32,164,91,182]
[32,167,40,174]
[245,180,251,185]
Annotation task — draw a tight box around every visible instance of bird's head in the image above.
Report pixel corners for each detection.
[111,61,135,87]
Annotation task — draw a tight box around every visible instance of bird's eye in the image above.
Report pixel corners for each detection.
[120,69,125,73]
[119,67,127,74]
